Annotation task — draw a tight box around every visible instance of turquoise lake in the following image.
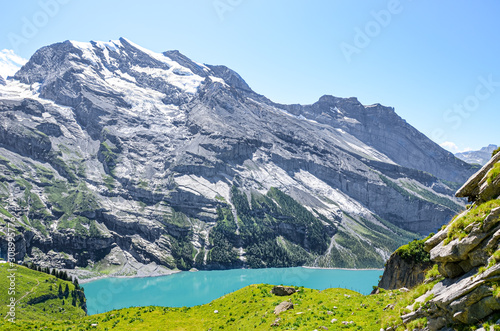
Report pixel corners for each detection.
[82,267,383,315]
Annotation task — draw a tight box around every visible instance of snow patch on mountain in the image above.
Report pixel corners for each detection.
[70,41,103,66]
[106,72,181,116]
[131,65,203,95]
[94,40,122,53]
[0,78,40,100]
[69,39,209,96]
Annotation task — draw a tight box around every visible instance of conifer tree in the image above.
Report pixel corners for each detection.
[64,283,69,298]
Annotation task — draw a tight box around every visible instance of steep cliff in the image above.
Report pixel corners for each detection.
[376,238,433,291]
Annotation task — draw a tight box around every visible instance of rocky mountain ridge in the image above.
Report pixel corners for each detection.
[0,38,476,277]
[455,144,498,166]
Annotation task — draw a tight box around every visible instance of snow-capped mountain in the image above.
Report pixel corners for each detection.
[0,49,27,82]
[0,38,476,275]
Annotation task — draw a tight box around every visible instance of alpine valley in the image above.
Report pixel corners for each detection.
[0,38,477,278]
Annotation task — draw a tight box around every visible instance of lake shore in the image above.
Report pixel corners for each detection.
[78,269,181,284]
[69,261,181,284]
[302,266,384,271]
[78,265,384,284]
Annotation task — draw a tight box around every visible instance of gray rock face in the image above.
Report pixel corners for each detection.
[403,265,500,328]
[0,76,5,85]
[376,252,433,291]
[279,95,477,184]
[456,144,498,166]
[402,155,500,330]
[0,38,473,275]
[456,151,500,203]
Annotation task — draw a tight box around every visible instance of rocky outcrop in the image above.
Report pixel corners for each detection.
[401,153,500,330]
[456,151,500,203]
[428,207,500,278]
[377,251,433,291]
[404,265,500,328]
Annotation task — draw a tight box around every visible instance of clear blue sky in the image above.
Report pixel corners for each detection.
[1,0,498,153]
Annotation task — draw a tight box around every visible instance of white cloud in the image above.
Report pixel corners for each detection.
[0,49,27,79]
[440,141,472,154]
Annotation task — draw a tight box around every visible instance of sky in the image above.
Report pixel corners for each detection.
[0,0,498,153]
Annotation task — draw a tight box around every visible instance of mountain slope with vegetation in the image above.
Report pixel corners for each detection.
[0,263,86,325]
[1,144,497,330]
[0,268,440,331]
[0,38,474,276]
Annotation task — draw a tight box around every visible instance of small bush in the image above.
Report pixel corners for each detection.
[492,146,500,157]
[396,239,430,263]
[487,162,500,184]
[425,264,441,280]
[407,317,427,329]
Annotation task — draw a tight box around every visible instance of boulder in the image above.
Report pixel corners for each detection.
[274,300,294,315]
[271,286,297,296]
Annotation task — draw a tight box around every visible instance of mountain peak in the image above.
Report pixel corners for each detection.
[0,37,478,278]
[456,144,498,165]
[482,144,498,151]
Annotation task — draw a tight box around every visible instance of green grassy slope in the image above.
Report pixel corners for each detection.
[7,256,499,330]
[0,271,435,331]
[0,264,86,328]
[9,261,500,330]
